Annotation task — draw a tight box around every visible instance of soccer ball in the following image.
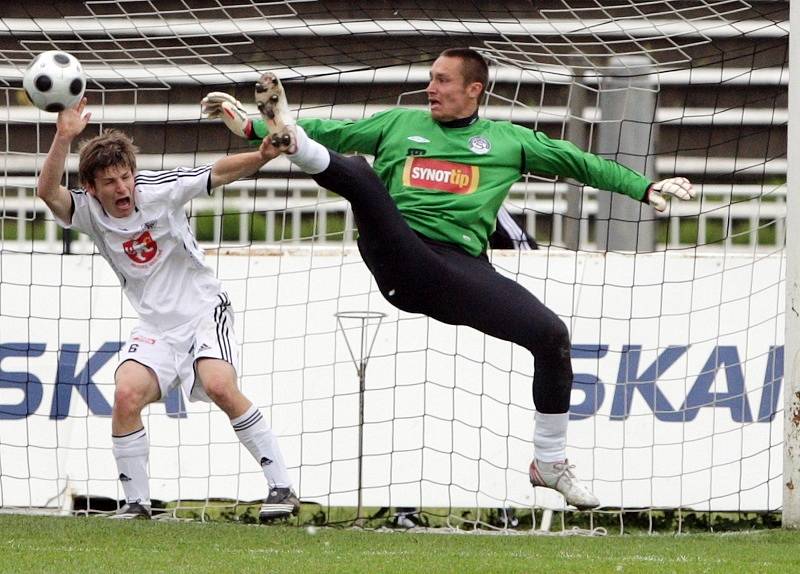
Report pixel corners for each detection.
[22,51,85,113]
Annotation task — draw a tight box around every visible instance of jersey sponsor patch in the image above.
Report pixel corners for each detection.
[402,157,479,194]
[123,230,158,264]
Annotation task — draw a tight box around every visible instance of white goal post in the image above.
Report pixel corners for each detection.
[783,0,800,529]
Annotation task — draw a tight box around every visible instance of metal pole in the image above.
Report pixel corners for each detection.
[356,327,366,523]
[335,310,386,526]
[783,0,800,529]
[594,56,657,252]
[564,80,588,251]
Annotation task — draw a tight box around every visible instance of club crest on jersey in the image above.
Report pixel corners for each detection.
[123,230,158,264]
[403,157,479,194]
[468,136,491,155]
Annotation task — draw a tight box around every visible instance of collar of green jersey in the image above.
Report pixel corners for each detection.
[437,110,479,128]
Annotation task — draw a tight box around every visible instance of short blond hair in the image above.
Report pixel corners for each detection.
[78,129,139,188]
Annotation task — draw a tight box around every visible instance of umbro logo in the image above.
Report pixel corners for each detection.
[260,457,273,466]
[407,135,430,143]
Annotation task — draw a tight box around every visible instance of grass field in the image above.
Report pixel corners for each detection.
[1,515,799,573]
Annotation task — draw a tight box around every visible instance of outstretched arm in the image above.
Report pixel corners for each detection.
[209,143,279,189]
[519,127,695,212]
[201,89,391,155]
[37,97,91,223]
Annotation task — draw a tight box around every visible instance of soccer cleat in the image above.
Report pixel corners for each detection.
[109,501,152,520]
[394,510,416,529]
[254,72,296,153]
[259,487,300,522]
[529,459,600,510]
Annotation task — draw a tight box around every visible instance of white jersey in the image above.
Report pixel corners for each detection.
[58,166,223,331]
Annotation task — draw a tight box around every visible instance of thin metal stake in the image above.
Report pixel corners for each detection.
[335,310,386,526]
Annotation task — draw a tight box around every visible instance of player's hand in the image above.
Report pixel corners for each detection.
[646,177,695,212]
[258,134,282,161]
[201,92,253,138]
[56,97,91,140]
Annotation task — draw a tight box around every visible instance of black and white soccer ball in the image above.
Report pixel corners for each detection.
[23,51,85,113]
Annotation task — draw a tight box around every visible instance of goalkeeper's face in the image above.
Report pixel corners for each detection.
[86,163,136,218]
[426,56,482,122]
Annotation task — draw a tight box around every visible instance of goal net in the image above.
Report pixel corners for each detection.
[0,0,789,530]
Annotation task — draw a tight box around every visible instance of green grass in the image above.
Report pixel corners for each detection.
[654,216,779,247]
[1,515,800,573]
[0,218,64,241]
[192,212,347,242]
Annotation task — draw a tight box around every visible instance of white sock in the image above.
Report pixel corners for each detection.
[112,427,151,505]
[231,405,292,489]
[287,125,330,174]
[533,412,568,463]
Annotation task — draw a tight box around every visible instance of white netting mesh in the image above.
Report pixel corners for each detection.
[0,0,789,531]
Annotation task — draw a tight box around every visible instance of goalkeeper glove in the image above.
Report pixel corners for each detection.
[646,177,695,212]
[200,92,254,139]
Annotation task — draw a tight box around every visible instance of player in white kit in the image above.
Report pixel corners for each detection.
[37,97,299,521]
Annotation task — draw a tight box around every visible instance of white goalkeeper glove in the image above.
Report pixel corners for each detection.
[200,92,254,139]
[646,177,695,212]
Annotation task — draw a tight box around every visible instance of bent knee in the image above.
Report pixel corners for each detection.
[531,315,572,362]
[549,317,571,351]
[202,377,237,404]
[113,381,151,415]
[114,362,159,408]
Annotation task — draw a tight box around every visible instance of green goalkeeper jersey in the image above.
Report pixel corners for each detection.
[253,109,650,256]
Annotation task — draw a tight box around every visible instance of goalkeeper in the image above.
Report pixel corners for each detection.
[37,97,299,521]
[203,48,694,509]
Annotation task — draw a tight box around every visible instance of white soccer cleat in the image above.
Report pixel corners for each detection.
[529,459,600,510]
[254,72,296,153]
[646,177,695,212]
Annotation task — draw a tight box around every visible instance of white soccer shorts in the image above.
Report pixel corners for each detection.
[117,293,239,402]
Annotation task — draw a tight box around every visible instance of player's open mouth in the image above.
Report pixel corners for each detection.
[116,197,131,209]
